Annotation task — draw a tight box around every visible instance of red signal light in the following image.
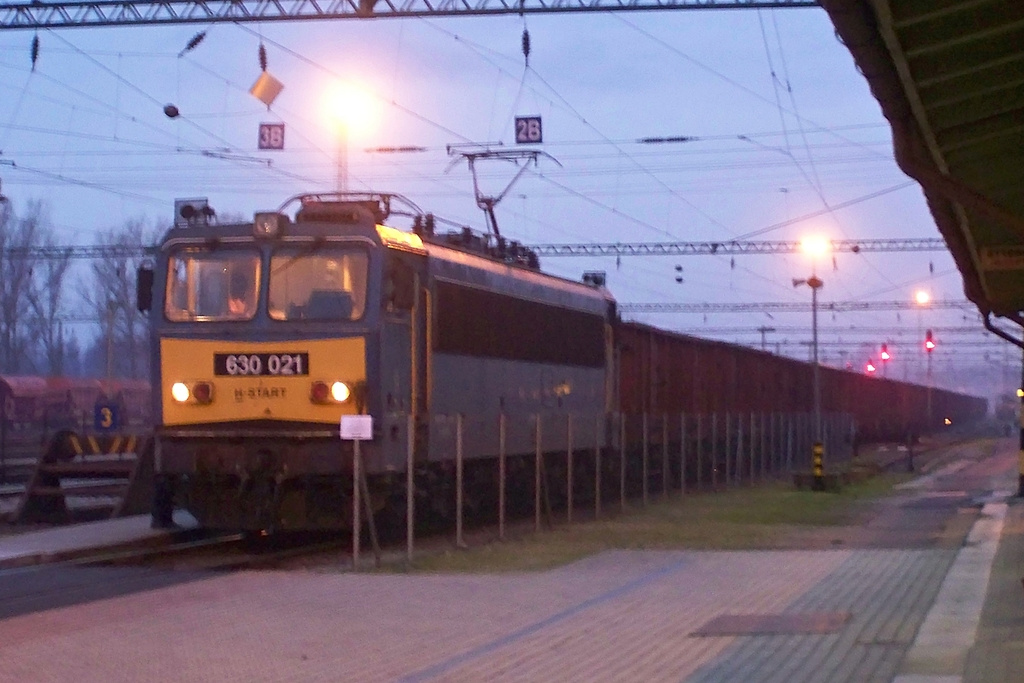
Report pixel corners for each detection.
[192,381,213,404]
[866,361,877,374]
[925,329,935,352]
[310,381,330,403]
[880,344,890,361]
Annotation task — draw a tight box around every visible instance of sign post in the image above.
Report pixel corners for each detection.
[341,415,373,569]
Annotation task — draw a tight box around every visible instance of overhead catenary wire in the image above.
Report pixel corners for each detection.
[421,21,806,300]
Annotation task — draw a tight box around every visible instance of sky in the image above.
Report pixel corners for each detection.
[0,7,1016,402]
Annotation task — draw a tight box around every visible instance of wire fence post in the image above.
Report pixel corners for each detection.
[737,413,745,483]
[352,439,361,570]
[768,412,774,475]
[661,413,669,497]
[594,413,602,519]
[642,413,649,506]
[749,412,756,483]
[680,412,687,497]
[696,414,703,490]
[566,413,574,524]
[760,412,767,481]
[712,413,718,489]
[406,413,415,566]
[499,412,506,541]
[725,412,732,486]
[787,413,794,472]
[776,412,783,474]
[456,413,465,548]
[534,413,542,533]
[619,413,626,511]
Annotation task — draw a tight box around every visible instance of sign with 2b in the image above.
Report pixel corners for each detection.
[514,116,542,144]
[258,123,285,150]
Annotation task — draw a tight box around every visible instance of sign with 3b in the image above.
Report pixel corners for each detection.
[258,123,285,150]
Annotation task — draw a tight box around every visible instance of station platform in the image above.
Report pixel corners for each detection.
[0,510,196,569]
[0,439,1020,682]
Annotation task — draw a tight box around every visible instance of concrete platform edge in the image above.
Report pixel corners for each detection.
[893,500,1009,683]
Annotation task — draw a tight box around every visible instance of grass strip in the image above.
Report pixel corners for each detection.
[401,471,913,574]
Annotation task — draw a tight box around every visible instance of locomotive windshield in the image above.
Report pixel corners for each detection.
[164,248,260,322]
[269,246,368,321]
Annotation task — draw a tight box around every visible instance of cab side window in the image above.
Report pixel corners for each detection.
[385,258,416,311]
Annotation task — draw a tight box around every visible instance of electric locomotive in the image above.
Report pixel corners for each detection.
[138,193,615,530]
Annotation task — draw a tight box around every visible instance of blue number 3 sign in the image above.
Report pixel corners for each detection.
[94,402,120,431]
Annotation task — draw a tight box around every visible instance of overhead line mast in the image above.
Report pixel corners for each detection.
[621,300,976,314]
[532,237,947,257]
[0,0,817,30]
[3,237,946,261]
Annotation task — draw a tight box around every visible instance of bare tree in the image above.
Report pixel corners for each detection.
[24,225,73,376]
[86,217,160,379]
[0,200,47,373]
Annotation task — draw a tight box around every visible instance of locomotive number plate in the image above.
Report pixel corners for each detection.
[214,352,309,376]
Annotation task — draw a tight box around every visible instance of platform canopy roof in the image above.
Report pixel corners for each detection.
[821,0,1024,330]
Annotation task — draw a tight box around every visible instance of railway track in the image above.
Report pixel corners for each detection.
[75,530,356,572]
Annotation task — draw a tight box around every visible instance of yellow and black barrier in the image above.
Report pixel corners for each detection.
[63,434,141,459]
[13,431,154,524]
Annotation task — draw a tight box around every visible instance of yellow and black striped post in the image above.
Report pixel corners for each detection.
[812,441,825,491]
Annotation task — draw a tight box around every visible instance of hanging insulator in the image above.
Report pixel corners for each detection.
[521,28,530,67]
[259,43,267,72]
[929,261,934,274]
[730,257,735,270]
[30,34,39,71]
[178,31,206,57]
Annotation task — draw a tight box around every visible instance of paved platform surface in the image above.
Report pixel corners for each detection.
[0,438,1020,682]
[0,549,947,682]
[0,510,196,568]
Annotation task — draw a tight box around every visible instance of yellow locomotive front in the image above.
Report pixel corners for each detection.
[143,197,418,530]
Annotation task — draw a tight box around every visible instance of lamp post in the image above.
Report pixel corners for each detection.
[326,83,376,194]
[793,273,824,490]
[915,290,933,432]
[336,124,348,193]
[795,236,831,489]
[925,329,935,429]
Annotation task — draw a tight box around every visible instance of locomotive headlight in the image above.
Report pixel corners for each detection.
[331,381,351,402]
[171,382,191,403]
[310,380,352,404]
[253,212,285,238]
[171,381,214,404]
